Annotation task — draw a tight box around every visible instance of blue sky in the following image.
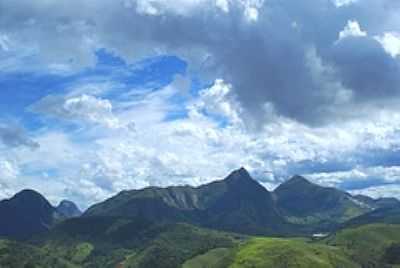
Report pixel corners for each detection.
[1,0,400,208]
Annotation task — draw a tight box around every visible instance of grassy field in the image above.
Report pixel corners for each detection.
[183,236,360,268]
[228,237,358,268]
[183,248,234,268]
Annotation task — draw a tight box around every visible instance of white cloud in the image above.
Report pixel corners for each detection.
[351,185,400,200]
[332,0,358,7]
[64,95,121,128]
[31,94,123,129]
[0,160,19,181]
[190,79,242,124]
[338,20,367,40]
[0,158,21,200]
[216,0,229,12]
[375,32,400,58]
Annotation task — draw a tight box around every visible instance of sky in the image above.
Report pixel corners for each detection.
[1,0,400,208]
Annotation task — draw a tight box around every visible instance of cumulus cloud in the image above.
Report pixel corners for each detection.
[30,94,123,129]
[189,79,242,124]
[338,20,367,40]
[375,32,400,58]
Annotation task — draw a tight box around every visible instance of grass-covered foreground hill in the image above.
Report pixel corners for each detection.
[206,237,358,268]
[183,223,400,268]
[325,223,400,267]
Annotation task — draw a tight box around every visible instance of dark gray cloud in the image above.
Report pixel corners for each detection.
[0,124,39,149]
[1,0,400,126]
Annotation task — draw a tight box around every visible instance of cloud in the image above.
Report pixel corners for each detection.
[338,20,367,40]
[0,34,11,51]
[0,123,39,149]
[1,0,399,127]
[375,32,400,58]
[332,0,358,7]
[0,159,20,200]
[30,94,123,129]
[189,79,242,124]
[351,184,400,200]
[0,160,19,180]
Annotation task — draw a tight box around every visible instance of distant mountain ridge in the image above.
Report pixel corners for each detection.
[1,168,399,239]
[0,189,80,239]
[84,168,398,235]
[84,168,289,235]
[353,194,400,209]
[273,175,371,231]
[56,200,82,218]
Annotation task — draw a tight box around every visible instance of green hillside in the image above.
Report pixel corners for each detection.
[182,248,234,268]
[36,217,243,268]
[344,206,400,227]
[325,224,400,267]
[183,237,359,268]
[184,224,400,268]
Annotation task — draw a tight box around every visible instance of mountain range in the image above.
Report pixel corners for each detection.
[1,168,398,240]
[84,168,398,235]
[1,168,400,267]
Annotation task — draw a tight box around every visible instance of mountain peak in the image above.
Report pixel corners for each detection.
[13,189,49,203]
[56,200,82,218]
[225,167,254,183]
[58,200,77,207]
[287,175,312,185]
[0,189,56,239]
[274,175,314,194]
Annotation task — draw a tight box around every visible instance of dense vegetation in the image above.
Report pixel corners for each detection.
[32,217,243,268]
[0,239,76,268]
